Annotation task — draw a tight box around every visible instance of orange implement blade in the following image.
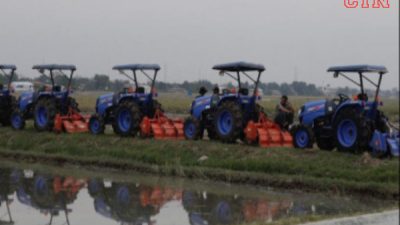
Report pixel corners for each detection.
[141,113,185,140]
[60,119,88,133]
[151,122,165,139]
[245,114,294,148]
[140,117,152,138]
[172,120,185,139]
[161,122,178,139]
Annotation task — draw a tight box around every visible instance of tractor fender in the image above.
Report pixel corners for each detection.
[217,95,238,107]
[118,95,141,105]
[332,102,363,122]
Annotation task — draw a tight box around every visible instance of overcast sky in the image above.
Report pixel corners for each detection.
[0,0,398,89]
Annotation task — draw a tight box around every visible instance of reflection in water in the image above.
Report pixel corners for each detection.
[0,168,17,224]
[0,166,393,225]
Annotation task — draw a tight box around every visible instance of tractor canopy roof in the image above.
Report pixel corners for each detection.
[113,64,161,71]
[213,61,265,72]
[327,65,388,74]
[32,64,76,71]
[0,64,17,70]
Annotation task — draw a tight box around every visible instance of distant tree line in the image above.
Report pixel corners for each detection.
[4,72,397,97]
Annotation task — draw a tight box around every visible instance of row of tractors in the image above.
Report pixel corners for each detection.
[1,167,339,225]
[0,62,398,157]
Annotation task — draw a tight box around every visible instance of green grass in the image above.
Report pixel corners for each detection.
[73,92,399,120]
[0,127,398,199]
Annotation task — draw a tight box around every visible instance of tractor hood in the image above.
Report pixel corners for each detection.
[96,93,114,115]
[97,93,114,105]
[299,99,327,126]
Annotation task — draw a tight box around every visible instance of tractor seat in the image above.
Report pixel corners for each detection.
[239,88,249,96]
[136,86,145,94]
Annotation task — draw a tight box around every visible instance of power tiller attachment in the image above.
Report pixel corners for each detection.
[54,108,90,133]
[244,112,293,147]
[140,109,184,139]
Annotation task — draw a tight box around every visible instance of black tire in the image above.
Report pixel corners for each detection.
[315,137,335,151]
[213,101,243,143]
[290,124,314,149]
[333,108,372,153]
[89,114,105,135]
[10,109,26,130]
[112,101,142,137]
[34,98,57,132]
[184,116,203,140]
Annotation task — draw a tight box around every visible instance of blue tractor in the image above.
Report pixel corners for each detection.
[11,64,80,131]
[89,64,161,136]
[0,64,17,126]
[291,65,399,156]
[184,62,292,146]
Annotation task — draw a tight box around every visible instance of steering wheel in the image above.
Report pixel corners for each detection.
[332,93,349,105]
[337,93,350,102]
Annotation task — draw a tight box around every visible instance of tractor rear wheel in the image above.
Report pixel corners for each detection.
[113,101,142,137]
[291,124,314,149]
[89,114,105,135]
[11,109,25,130]
[34,98,57,132]
[333,108,372,153]
[184,116,203,140]
[214,101,243,143]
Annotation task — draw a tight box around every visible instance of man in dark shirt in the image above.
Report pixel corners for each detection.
[274,95,294,130]
[196,86,207,98]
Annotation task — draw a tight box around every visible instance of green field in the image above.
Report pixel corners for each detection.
[0,126,398,200]
[74,92,400,121]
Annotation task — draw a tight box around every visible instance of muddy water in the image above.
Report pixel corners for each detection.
[0,161,395,225]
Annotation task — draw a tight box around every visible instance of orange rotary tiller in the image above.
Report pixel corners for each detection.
[140,109,184,139]
[54,107,90,133]
[245,112,293,148]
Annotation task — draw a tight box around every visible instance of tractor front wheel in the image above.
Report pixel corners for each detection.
[333,108,371,153]
[291,124,314,149]
[184,116,203,140]
[214,101,243,143]
[89,114,105,135]
[113,101,142,137]
[34,98,57,132]
[11,109,25,130]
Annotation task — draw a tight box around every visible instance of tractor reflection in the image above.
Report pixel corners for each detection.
[87,179,182,225]
[0,168,19,224]
[14,170,85,225]
[182,191,293,225]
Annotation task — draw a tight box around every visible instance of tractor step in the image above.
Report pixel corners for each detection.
[245,113,293,148]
